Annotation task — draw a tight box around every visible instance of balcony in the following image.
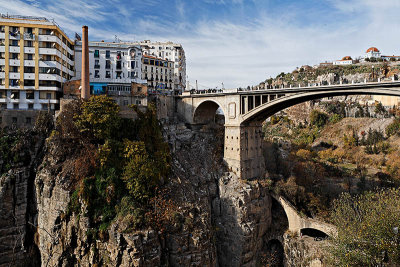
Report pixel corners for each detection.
[9,72,20,79]
[23,33,35,40]
[24,73,35,79]
[24,60,35,67]
[38,35,60,45]
[39,48,60,56]
[24,47,35,54]
[9,34,20,40]
[9,46,20,53]
[39,60,60,68]
[9,59,20,66]
[39,73,61,82]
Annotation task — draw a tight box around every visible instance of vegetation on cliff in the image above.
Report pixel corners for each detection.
[329,188,400,266]
[53,96,173,236]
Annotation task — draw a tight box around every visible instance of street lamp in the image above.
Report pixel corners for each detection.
[372,65,375,81]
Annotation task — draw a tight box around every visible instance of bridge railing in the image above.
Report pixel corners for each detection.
[188,76,400,95]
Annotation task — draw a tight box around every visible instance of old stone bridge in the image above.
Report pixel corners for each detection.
[177,80,400,180]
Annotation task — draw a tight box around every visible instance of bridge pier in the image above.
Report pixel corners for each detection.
[224,124,265,179]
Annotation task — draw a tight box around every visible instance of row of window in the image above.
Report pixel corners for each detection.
[2,26,74,49]
[143,58,173,68]
[1,91,53,99]
[92,70,139,79]
[0,116,32,124]
[0,103,51,112]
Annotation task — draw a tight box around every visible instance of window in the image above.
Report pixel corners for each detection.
[131,61,135,69]
[42,104,48,110]
[105,71,111,78]
[26,117,31,124]
[12,117,17,123]
[28,104,34,109]
[123,100,128,106]
[106,50,110,58]
[27,54,33,60]
[94,50,99,58]
[135,100,141,105]
[46,93,52,99]
[11,91,19,99]
[13,103,19,109]
[26,40,33,47]
[94,60,100,68]
[11,40,18,46]
[105,60,111,69]
[26,91,34,99]
[95,70,100,78]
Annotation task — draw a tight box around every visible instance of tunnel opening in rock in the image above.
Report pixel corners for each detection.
[300,228,328,239]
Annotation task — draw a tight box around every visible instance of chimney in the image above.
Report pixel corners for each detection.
[81,26,90,100]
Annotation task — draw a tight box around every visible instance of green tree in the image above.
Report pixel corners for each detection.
[329,189,400,266]
[310,110,328,128]
[75,95,121,141]
[375,102,386,115]
[122,140,161,202]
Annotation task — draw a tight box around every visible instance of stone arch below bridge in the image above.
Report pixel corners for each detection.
[193,99,225,125]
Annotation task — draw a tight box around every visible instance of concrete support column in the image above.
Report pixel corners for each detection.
[224,124,265,180]
[244,96,248,113]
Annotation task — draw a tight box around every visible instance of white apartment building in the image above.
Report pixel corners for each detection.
[139,40,186,93]
[142,55,174,93]
[0,14,74,110]
[74,41,146,95]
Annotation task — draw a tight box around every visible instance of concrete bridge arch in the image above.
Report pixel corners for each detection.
[270,194,337,237]
[193,99,225,124]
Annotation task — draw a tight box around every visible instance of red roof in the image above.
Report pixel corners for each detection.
[366,47,379,53]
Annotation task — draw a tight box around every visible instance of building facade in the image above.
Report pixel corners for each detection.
[139,40,186,93]
[364,47,381,60]
[0,14,74,111]
[73,41,148,105]
[142,55,174,94]
[334,56,354,65]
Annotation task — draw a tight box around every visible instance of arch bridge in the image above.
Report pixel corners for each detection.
[177,81,400,179]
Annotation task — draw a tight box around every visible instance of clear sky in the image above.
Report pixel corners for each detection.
[1,0,399,89]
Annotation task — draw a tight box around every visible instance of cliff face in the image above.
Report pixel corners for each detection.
[0,121,294,267]
[31,123,222,266]
[0,131,44,267]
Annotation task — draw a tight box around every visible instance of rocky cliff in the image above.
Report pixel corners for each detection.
[1,117,316,267]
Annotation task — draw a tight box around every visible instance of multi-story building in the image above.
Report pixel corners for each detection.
[73,41,148,105]
[0,14,74,111]
[139,40,186,93]
[142,55,174,94]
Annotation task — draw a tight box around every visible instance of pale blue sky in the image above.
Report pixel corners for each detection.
[1,0,400,88]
